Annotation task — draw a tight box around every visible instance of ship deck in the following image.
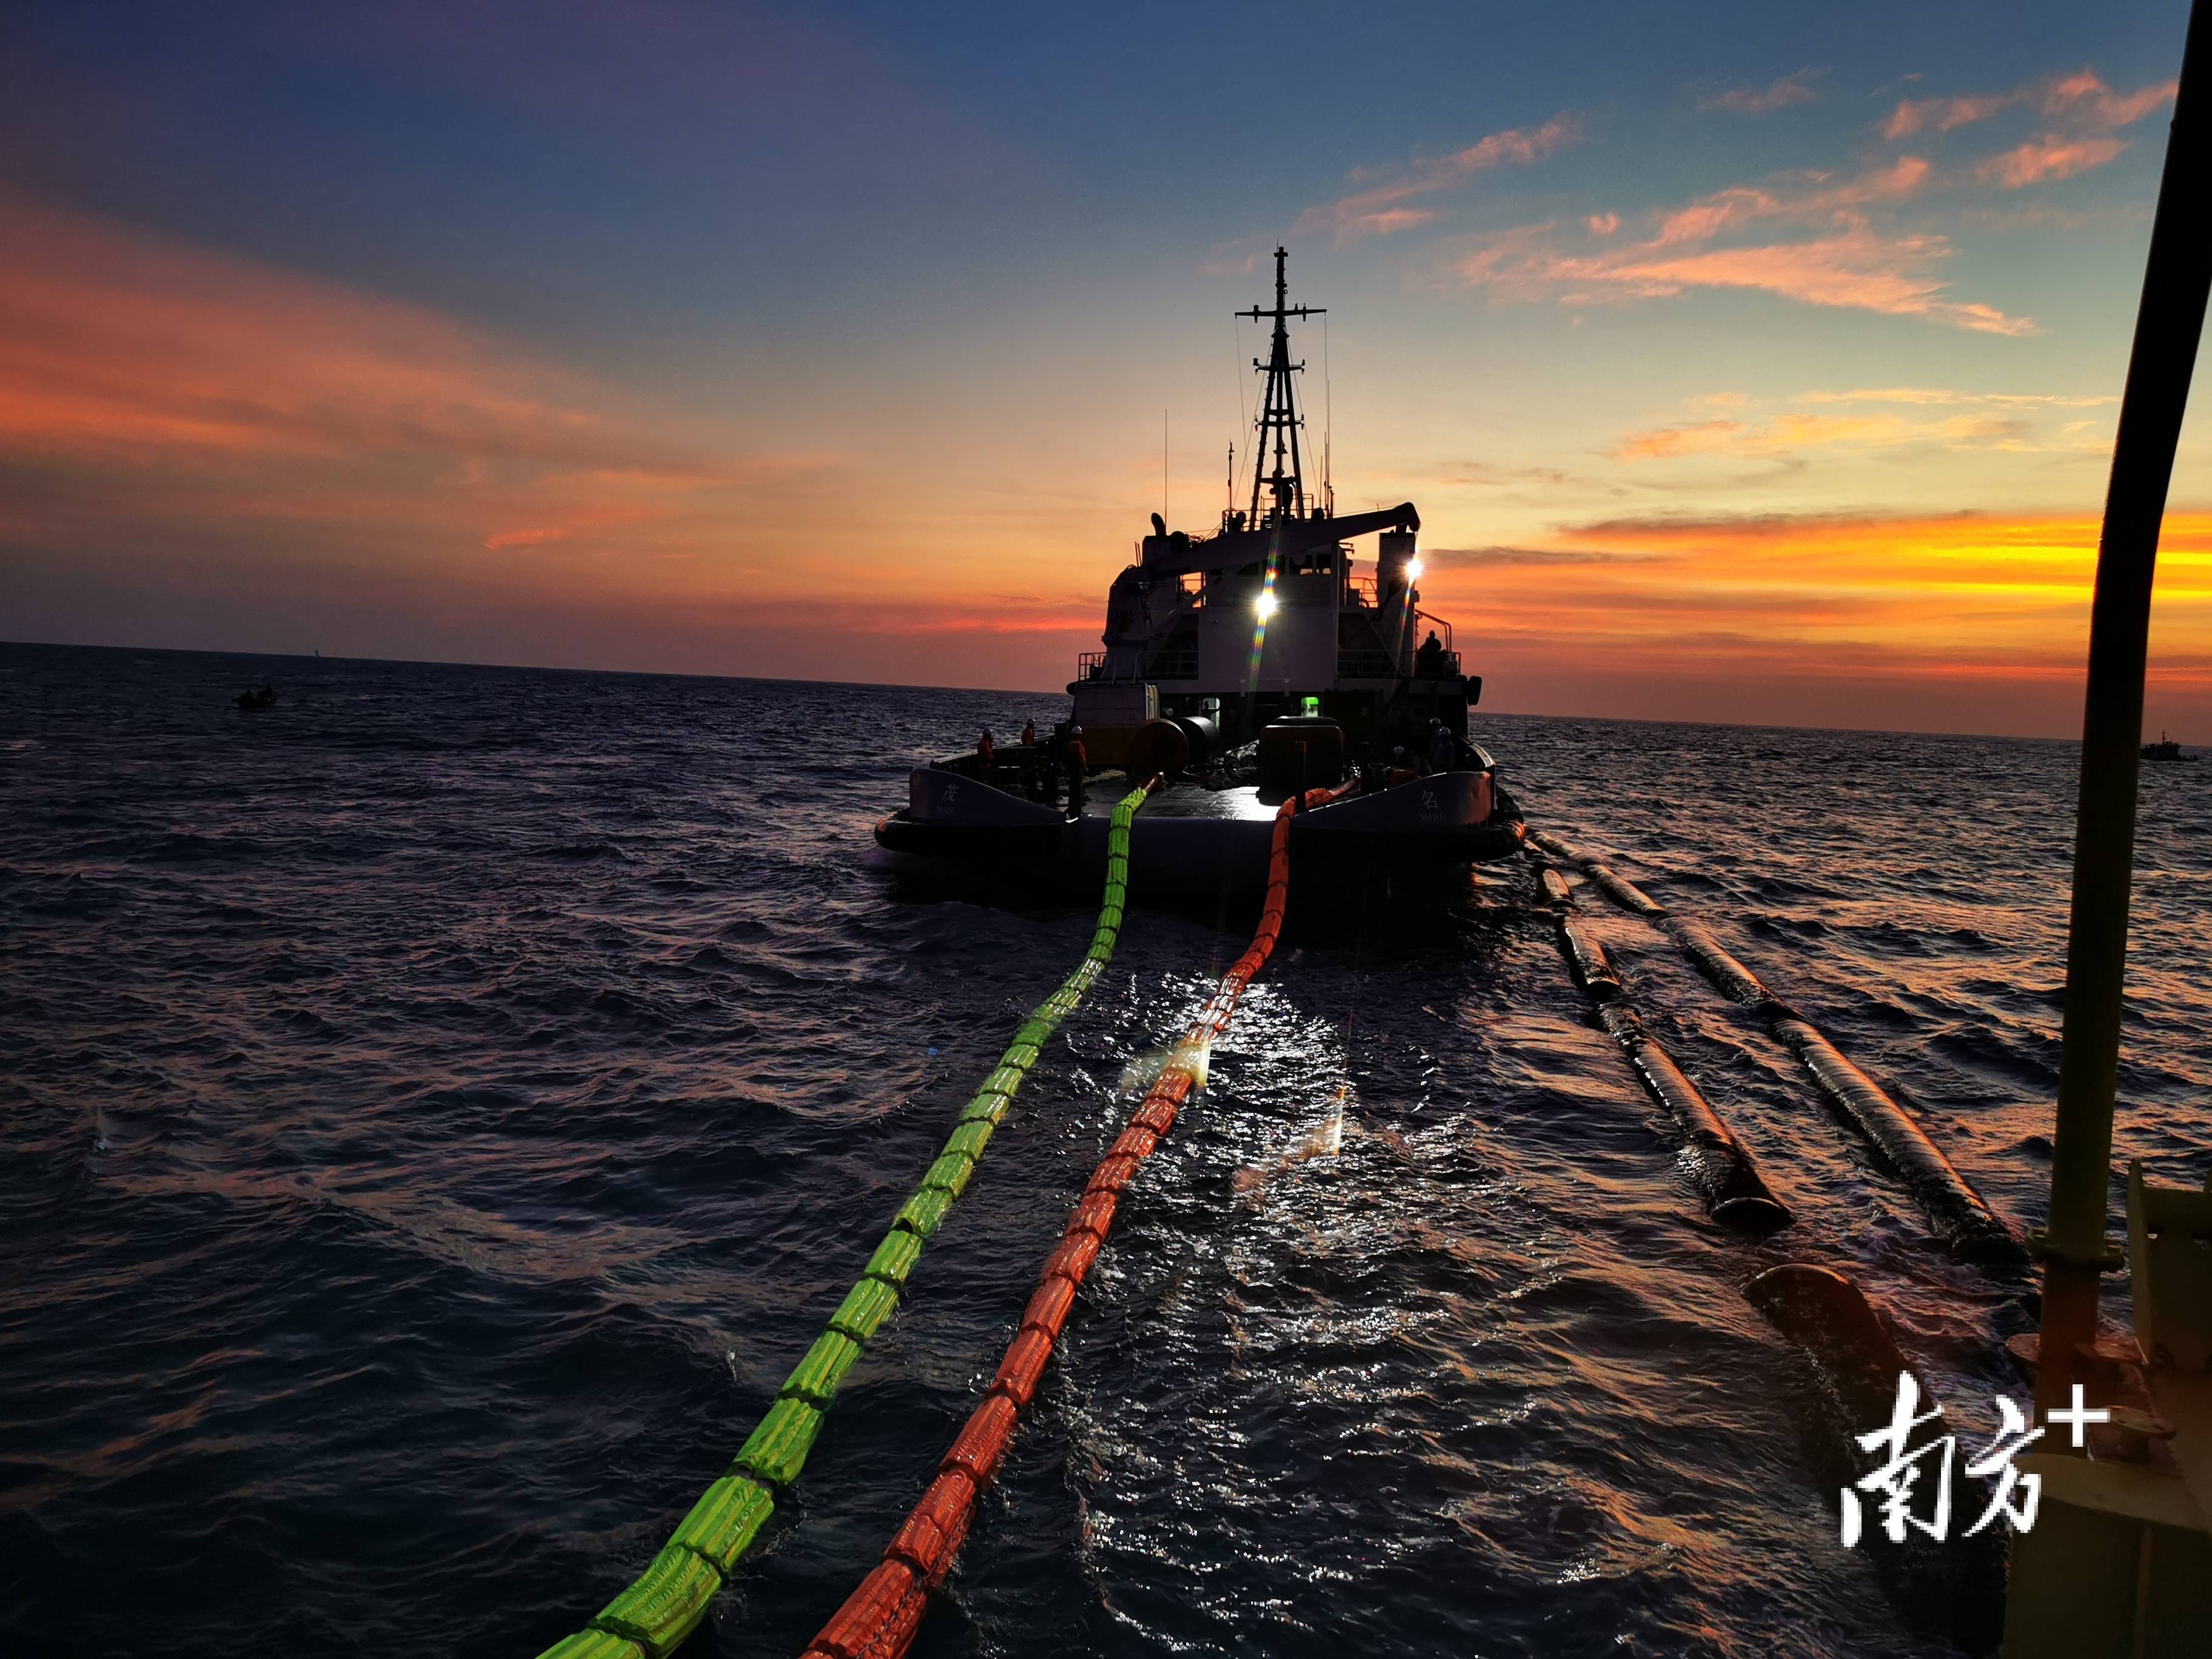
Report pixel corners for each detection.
[1074,774,1292,822]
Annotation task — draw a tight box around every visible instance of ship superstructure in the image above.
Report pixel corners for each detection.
[1072,247,1472,755]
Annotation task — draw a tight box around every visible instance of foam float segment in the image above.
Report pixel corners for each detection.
[1586,862,1666,917]
[1744,1262,1922,1427]
[1599,1004,1790,1234]
[1744,1262,2005,1653]
[1667,919,1775,1008]
[1538,867,1572,910]
[1558,918,1621,1000]
[1769,1019,2024,1267]
[1529,828,1579,862]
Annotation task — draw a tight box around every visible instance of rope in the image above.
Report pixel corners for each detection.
[796,784,1350,1659]
[533,779,1161,1659]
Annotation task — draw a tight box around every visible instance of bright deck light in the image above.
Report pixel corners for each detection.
[1255,590,1278,620]
[1404,557,1424,581]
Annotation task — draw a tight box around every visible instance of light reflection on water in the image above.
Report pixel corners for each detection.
[2,645,2207,1658]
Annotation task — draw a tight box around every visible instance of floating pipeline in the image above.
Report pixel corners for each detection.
[1538,866,1572,910]
[1584,862,1666,917]
[1744,1262,1923,1425]
[1558,917,1621,1000]
[1535,824,2025,1270]
[531,781,1160,1659]
[1745,1262,2005,1653]
[1666,919,1778,1011]
[1529,831,1666,917]
[1528,828,1579,862]
[797,782,1353,1659]
[1769,1018,2024,1267]
[1551,911,1787,1232]
[1600,1005,1791,1234]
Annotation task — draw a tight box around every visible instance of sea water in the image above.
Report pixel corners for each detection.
[3,642,2208,1658]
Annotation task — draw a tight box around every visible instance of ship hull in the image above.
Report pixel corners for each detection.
[873,766,1523,901]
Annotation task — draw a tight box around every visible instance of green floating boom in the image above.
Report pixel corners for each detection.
[532,781,1156,1659]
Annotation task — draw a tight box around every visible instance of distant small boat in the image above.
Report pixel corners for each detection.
[235,684,277,711]
[2140,731,2190,762]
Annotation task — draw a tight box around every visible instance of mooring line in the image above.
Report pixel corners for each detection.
[1532,843,1791,1233]
[1535,830,2023,1266]
[532,779,1160,1659]
[795,783,1349,1659]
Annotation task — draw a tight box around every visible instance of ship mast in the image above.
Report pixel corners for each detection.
[1238,246,1322,528]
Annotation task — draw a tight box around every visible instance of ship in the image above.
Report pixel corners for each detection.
[875,249,1525,899]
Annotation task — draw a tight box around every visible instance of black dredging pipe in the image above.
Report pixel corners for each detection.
[1529,828,1579,862]
[1602,1005,1791,1233]
[1745,1262,1923,1429]
[1683,919,2021,1265]
[1748,1262,2008,1655]
[1667,919,1778,1010]
[1586,862,1666,917]
[1558,917,1621,999]
[1769,1018,2022,1265]
[1546,885,1791,1232]
[1545,831,2025,1267]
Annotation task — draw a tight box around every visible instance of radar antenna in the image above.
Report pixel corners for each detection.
[1237,246,1322,528]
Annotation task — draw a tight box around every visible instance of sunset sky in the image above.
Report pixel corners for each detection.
[4,1,2210,737]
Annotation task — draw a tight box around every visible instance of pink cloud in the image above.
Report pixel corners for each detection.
[1979,135,2129,189]
[1293,115,1581,244]
[1883,92,2013,139]
[1653,156,1928,245]
[1700,69,1820,115]
[1880,67,2174,149]
[2046,70,2177,126]
[1586,212,1620,236]
[1454,223,2033,335]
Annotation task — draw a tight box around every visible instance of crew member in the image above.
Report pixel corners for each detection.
[1417,629,1445,674]
[977,728,994,771]
[1426,719,1458,775]
[1064,725,1088,814]
[1387,746,1420,788]
[1020,720,1036,746]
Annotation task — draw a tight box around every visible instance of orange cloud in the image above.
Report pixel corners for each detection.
[0,196,858,584]
[1293,115,1581,244]
[1798,387,2117,408]
[483,527,573,551]
[1614,409,2037,460]
[1979,135,2129,189]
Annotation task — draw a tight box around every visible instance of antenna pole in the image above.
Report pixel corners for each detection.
[1237,246,1322,529]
